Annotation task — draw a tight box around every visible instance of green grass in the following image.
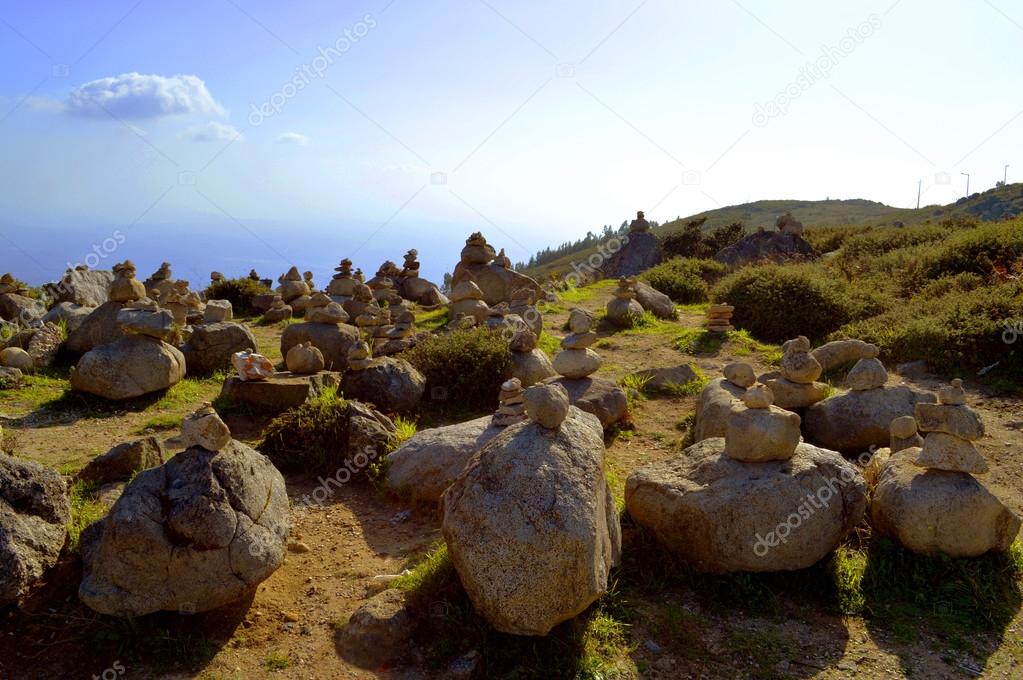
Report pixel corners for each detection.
[391,414,418,448]
[263,651,294,671]
[68,479,107,553]
[0,370,68,412]
[139,413,182,433]
[673,327,728,355]
[618,374,652,409]
[414,306,449,332]
[536,330,562,357]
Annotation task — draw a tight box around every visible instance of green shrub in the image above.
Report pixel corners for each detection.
[712,264,855,343]
[203,277,271,317]
[922,219,1023,279]
[661,220,745,259]
[258,387,352,472]
[802,224,873,253]
[400,327,512,414]
[642,257,727,303]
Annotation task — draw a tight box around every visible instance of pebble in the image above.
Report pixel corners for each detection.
[288,541,311,553]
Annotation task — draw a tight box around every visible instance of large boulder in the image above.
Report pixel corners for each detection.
[180,322,258,376]
[280,321,360,372]
[0,454,71,605]
[634,281,677,319]
[694,377,746,440]
[805,386,936,454]
[599,231,662,278]
[79,440,290,617]
[451,264,543,306]
[385,416,504,503]
[871,451,1021,557]
[0,293,44,324]
[219,371,342,416]
[442,407,620,635]
[71,335,186,400]
[43,302,93,334]
[66,301,125,354]
[511,348,556,387]
[45,268,114,307]
[714,231,815,268]
[626,439,866,573]
[26,322,64,369]
[341,357,425,414]
[551,376,628,428]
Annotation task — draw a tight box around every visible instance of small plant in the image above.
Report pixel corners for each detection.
[263,651,294,671]
[202,277,270,317]
[258,387,352,472]
[618,373,652,409]
[68,479,106,553]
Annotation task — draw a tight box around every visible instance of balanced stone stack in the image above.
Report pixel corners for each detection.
[342,283,378,320]
[341,342,426,413]
[509,286,542,336]
[598,211,663,277]
[627,382,866,573]
[452,232,543,306]
[399,249,420,279]
[177,403,232,451]
[705,303,734,333]
[776,212,804,236]
[446,312,478,330]
[890,415,924,453]
[553,309,601,379]
[764,336,829,408]
[327,259,358,298]
[347,341,372,370]
[493,248,511,269]
[395,248,448,306]
[164,280,204,325]
[109,261,146,303]
[605,277,644,328]
[263,297,293,323]
[306,293,350,325]
[695,362,760,442]
[304,270,315,291]
[355,304,392,342]
[509,326,555,387]
[872,379,1021,557]
[448,277,489,323]
[367,262,404,307]
[376,310,418,356]
[277,266,311,308]
[143,262,174,303]
[492,378,527,426]
[0,273,26,296]
[286,341,325,374]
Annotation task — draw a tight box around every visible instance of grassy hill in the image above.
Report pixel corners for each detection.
[524,183,1023,282]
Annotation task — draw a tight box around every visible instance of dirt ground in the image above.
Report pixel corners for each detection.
[0,286,1021,679]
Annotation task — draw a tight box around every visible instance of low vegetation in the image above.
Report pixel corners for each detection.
[258,387,351,472]
[202,277,270,317]
[642,257,726,303]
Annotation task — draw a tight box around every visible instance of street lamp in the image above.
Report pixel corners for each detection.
[961,172,970,197]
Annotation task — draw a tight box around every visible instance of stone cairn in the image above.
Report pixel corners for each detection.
[355,300,391,342]
[0,273,26,295]
[724,383,803,462]
[889,415,924,453]
[343,283,379,321]
[303,270,315,291]
[278,266,311,311]
[145,261,175,303]
[509,286,541,335]
[263,296,293,323]
[912,379,988,474]
[605,277,644,327]
[705,303,734,333]
[765,336,829,408]
[552,308,601,379]
[367,261,404,307]
[164,280,204,325]
[493,377,528,426]
[327,258,358,297]
[377,310,417,356]
[210,271,225,283]
[493,248,511,269]
[305,292,349,325]
[461,232,497,266]
[630,210,650,233]
[400,249,420,279]
[448,276,489,322]
[109,260,146,303]
[347,340,373,371]
[249,269,261,281]
[286,341,325,375]
[776,212,804,236]
[845,355,889,391]
[446,312,478,330]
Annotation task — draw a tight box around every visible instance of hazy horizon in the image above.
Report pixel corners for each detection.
[2,0,1021,285]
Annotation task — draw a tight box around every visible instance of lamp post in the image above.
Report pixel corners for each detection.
[961,172,970,197]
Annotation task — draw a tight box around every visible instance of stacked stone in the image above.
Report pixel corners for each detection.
[629,210,650,233]
[912,379,988,474]
[210,271,225,283]
[764,336,829,409]
[493,378,528,426]
[179,403,232,451]
[263,296,293,323]
[144,262,175,303]
[286,341,325,374]
[109,261,146,303]
[448,278,489,322]
[0,273,26,295]
[367,262,404,307]
[306,293,350,325]
[446,312,478,330]
[355,304,392,341]
[493,248,511,269]
[605,277,644,327]
[277,266,311,310]
[460,232,497,266]
[400,249,420,278]
[342,283,378,320]
[775,212,804,236]
[552,309,601,379]
[248,269,261,281]
[376,310,418,356]
[724,384,803,462]
[705,303,734,333]
[164,280,204,325]
[508,324,556,387]
[509,287,542,336]
[347,341,373,370]
[890,416,924,453]
[327,259,358,297]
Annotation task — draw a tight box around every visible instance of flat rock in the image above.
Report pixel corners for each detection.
[626,439,866,572]
[219,371,342,415]
[0,293,45,324]
[804,385,936,454]
[913,433,989,474]
[871,451,1020,557]
[71,335,186,400]
[914,403,985,440]
[810,339,878,373]
[550,376,628,428]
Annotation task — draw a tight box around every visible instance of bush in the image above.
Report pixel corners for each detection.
[203,277,270,317]
[258,387,352,472]
[922,219,1023,279]
[801,224,874,253]
[400,327,512,414]
[662,220,745,260]
[712,264,855,343]
[642,258,727,303]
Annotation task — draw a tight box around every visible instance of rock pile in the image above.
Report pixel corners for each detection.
[263,297,293,323]
[605,277,644,328]
[509,286,542,336]
[282,291,361,371]
[376,309,418,356]
[143,261,174,303]
[367,262,404,307]
[694,361,755,440]
[327,258,358,298]
[764,336,829,408]
[493,378,527,426]
[109,260,146,303]
[442,384,620,635]
[705,303,734,333]
[890,415,924,453]
[551,310,627,428]
[509,325,555,387]
[627,383,866,572]
[452,232,542,305]
[599,211,663,277]
[277,266,311,312]
[448,277,489,323]
[872,380,1021,557]
[553,309,601,379]
[396,249,448,306]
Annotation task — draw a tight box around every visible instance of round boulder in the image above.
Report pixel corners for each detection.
[281,321,360,372]
[71,336,186,400]
[342,357,426,413]
[804,385,935,454]
[180,322,258,376]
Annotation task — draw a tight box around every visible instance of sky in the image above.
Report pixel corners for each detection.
[1,0,1021,285]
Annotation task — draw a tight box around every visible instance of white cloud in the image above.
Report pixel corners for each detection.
[67,73,225,120]
[184,121,242,142]
[276,132,309,146]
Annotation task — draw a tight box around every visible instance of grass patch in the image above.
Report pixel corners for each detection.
[263,651,294,671]
[258,386,353,472]
[139,413,182,433]
[68,479,106,553]
[673,327,727,355]
[414,306,449,332]
[536,330,562,357]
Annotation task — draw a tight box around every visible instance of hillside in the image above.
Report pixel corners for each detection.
[524,183,1023,282]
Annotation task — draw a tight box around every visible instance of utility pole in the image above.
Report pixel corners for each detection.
[916,179,921,209]
[1005,164,1010,185]
[961,172,970,197]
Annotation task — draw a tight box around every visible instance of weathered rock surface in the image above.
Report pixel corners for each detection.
[66,301,125,354]
[634,281,677,319]
[811,339,878,373]
[871,451,1020,557]
[26,322,63,369]
[694,377,746,441]
[45,269,114,307]
[385,415,504,502]
[442,407,620,635]
[0,293,44,323]
[342,357,426,413]
[281,321,360,372]
[71,336,186,400]
[724,405,802,462]
[219,371,342,415]
[714,231,815,268]
[626,439,866,572]
[78,437,166,484]
[337,589,415,669]
[599,231,662,278]
[451,264,543,306]
[630,364,699,393]
[0,454,71,605]
[552,347,602,379]
[43,302,93,334]
[510,348,556,387]
[79,440,290,617]
[804,386,936,454]
[551,376,628,428]
[763,377,829,409]
[181,322,258,376]
[605,297,645,328]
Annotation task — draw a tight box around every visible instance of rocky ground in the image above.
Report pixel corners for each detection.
[0,281,1021,679]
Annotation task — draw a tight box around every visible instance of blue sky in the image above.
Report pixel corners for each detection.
[1,0,1021,284]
